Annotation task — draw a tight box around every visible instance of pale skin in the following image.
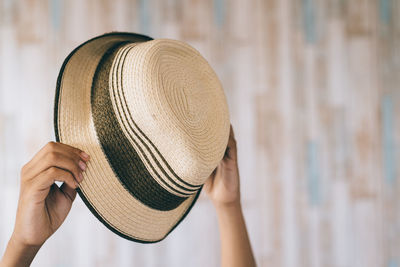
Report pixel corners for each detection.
[0,124,256,267]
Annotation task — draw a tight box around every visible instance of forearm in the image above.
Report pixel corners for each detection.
[0,234,41,267]
[216,202,256,267]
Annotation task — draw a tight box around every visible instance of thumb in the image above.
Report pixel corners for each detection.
[203,167,217,194]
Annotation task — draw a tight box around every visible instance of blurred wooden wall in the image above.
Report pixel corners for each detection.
[0,0,399,266]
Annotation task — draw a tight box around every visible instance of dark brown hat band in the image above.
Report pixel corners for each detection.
[91,42,197,211]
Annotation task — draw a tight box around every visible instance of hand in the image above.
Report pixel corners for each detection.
[204,124,240,208]
[204,125,256,267]
[0,142,90,267]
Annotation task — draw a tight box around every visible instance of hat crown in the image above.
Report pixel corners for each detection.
[114,39,230,187]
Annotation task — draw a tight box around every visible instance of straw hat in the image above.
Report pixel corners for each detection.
[53,32,230,243]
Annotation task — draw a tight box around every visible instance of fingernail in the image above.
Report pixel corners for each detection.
[78,173,84,183]
[80,151,90,160]
[78,160,86,171]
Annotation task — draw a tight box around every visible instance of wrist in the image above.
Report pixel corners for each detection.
[1,234,42,267]
[10,230,44,250]
[214,200,242,216]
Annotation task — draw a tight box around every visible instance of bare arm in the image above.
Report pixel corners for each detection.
[0,142,89,267]
[204,125,256,267]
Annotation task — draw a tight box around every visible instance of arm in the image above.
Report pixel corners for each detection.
[204,125,256,267]
[0,142,89,267]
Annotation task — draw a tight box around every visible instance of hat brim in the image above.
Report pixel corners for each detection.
[54,32,202,243]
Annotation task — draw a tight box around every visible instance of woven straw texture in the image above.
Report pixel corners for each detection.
[55,32,230,242]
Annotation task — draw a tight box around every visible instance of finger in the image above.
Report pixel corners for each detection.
[203,167,217,193]
[230,124,235,138]
[224,127,237,160]
[22,142,90,177]
[60,182,77,203]
[227,124,237,148]
[228,134,236,149]
[208,166,217,181]
[24,149,86,184]
[32,167,78,191]
[53,142,90,161]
